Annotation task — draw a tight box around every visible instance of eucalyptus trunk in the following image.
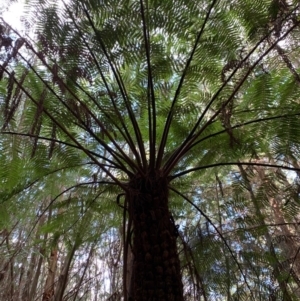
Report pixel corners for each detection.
[42,247,58,301]
[127,172,183,301]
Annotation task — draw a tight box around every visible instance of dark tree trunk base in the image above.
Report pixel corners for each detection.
[128,172,184,301]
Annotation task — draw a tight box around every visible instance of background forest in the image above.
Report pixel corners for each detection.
[1,0,300,300]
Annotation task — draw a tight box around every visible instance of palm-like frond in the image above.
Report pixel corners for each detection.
[1,0,300,300]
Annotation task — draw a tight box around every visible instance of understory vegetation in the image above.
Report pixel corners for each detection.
[1,0,300,300]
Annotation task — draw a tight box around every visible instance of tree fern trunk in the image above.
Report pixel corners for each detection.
[128,173,183,301]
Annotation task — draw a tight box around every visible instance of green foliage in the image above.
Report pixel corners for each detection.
[1,0,300,300]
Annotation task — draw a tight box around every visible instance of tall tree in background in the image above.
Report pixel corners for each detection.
[1,0,300,300]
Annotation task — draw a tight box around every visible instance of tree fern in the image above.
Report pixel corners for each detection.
[1,0,300,300]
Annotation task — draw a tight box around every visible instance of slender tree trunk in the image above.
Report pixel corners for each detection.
[28,247,44,301]
[21,250,37,301]
[23,216,46,301]
[72,243,95,301]
[127,173,183,301]
[54,242,77,301]
[42,247,58,301]
[238,164,293,301]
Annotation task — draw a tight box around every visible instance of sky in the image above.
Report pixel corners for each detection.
[2,0,25,31]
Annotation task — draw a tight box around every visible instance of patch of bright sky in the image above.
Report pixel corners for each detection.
[2,0,25,31]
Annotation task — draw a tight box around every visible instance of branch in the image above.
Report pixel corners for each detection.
[190,111,300,150]
[1,131,124,170]
[156,0,219,169]
[171,161,300,179]
[163,6,300,175]
[140,0,156,170]
[82,7,147,170]
[61,1,144,171]
[170,186,255,299]
[1,67,128,188]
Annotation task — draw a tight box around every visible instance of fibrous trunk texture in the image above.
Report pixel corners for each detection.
[128,173,183,301]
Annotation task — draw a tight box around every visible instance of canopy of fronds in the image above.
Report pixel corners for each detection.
[1,0,300,300]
